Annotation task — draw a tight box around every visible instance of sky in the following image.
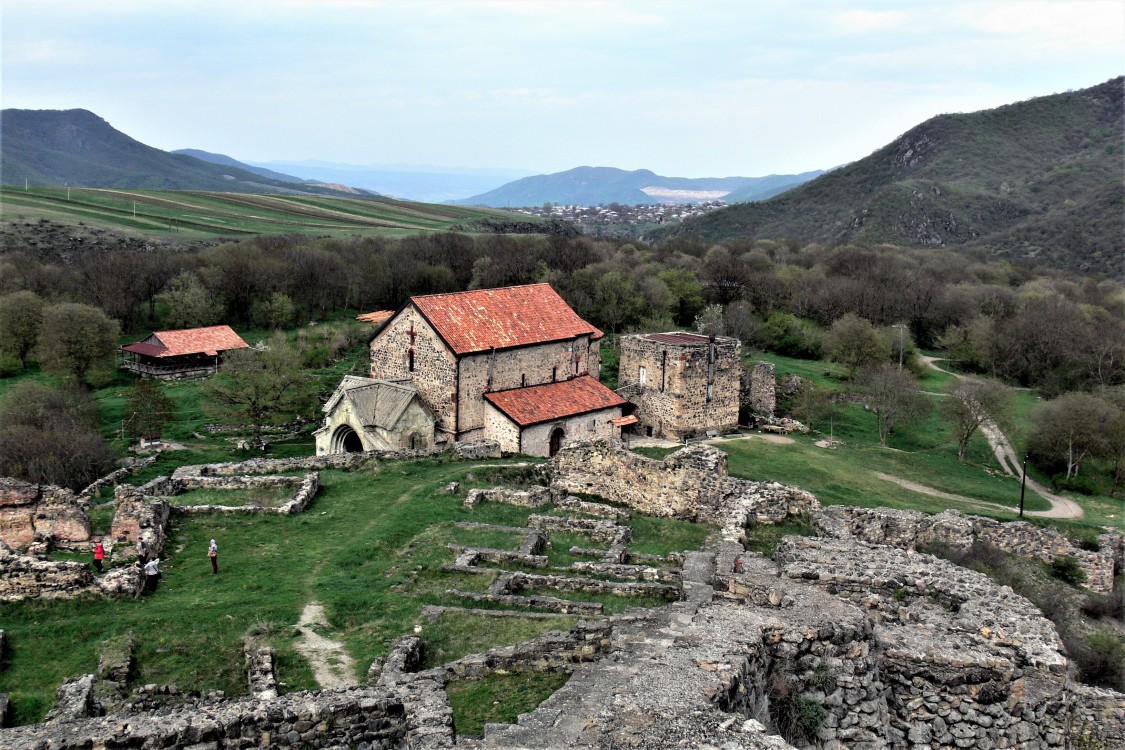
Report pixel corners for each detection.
[2,0,1123,178]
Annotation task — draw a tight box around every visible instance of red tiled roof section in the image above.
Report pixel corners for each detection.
[484,375,626,427]
[412,283,603,355]
[357,310,394,325]
[122,325,249,358]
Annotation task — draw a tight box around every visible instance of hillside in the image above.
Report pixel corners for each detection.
[0,109,372,198]
[652,77,1125,278]
[171,149,308,185]
[458,166,823,207]
[0,186,547,239]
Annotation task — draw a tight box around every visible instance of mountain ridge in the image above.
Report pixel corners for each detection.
[457,165,825,207]
[650,77,1124,278]
[0,109,378,198]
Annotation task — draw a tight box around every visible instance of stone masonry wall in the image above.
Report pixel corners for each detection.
[618,333,740,440]
[109,485,170,561]
[815,506,1121,594]
[548,441,819,525]
[0,478,90,550]
[370,306,458,436]
[458,335,599,437]
[0,687,408,749]
[0,540,93,602]
[749,361,776,418]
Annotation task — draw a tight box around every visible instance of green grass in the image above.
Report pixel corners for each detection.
[447,671,571,737]
[0,187,538,240]
[169,486,296,508]
[743,519,819,556]
[420,611,578,669]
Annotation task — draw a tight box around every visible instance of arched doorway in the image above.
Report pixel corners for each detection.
[549,427,565,457]
[332,425,364,453]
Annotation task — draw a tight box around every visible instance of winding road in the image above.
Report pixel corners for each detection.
[920,356,1083,519]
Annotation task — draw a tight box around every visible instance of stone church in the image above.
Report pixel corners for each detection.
[318,284,630,457]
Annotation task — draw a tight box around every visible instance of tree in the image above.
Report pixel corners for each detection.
[941,379,1012,460]
[791,381,842,437]
[123,378,177,440]
[35,302,120,386]
[825,314,888,380]
[1028,392,1116,480]
[250,292,297,330]
[159,271,220,329]
[0,290,45,370]
[0,381,115,490]
[201,336,316,448]
[693,304,725,337]
[859,364,929,447]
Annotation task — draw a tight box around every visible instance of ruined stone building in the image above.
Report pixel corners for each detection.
[618,332,740,440]
[320,284,629,457]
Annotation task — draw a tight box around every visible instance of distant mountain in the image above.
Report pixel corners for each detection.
[651,78,1125,278]
[0,109,376,197]
[723,170,829,202]
[253,160,534,203]
[457,166,824,207]
[172,149,307,184]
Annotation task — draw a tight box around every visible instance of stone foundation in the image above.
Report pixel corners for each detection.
[816,506,1122,594]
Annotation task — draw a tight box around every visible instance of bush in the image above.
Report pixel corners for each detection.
[1049,555,1088,586]
[768,674,827,744]
[1051,473,1100,496]
[1081,587,1124,620]
[1065,629,1125,691]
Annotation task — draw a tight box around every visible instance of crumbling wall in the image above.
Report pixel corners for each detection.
[0,687,408,749]
[0,540,94,602]
[748,361,776,418]
[815,506,1121,594]
[0,478,90,550]
[108,485,170,561]
[548,441,819,525]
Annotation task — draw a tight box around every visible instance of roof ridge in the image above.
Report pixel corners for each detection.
[410,282,551,301]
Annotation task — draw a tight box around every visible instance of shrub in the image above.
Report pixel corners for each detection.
[1052,473,1100,496]
[768,674,827,744]
[1065,629,1125,691]
[1049,556,1087,586]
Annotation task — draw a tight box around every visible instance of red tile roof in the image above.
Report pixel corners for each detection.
[121,325,249,358]
[357,310,394,326]
[484,376,626,427]
[412,283,603,356]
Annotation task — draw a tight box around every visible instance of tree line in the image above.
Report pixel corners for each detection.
[1,227,1123,491]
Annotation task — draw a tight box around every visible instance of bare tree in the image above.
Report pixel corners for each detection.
[859,364,929,447]
[1028,392,1116,480]
[941,379,1012,460]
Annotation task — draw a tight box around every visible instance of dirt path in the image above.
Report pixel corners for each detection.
[920,356,1082,519]
[295,601,359,689]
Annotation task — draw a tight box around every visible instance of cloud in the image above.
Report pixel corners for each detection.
[834,9,910,33]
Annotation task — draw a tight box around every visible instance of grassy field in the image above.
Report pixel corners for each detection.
[0,186,536,239]
[0,458,714,727]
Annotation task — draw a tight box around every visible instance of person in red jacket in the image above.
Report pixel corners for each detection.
[92,540,105,573]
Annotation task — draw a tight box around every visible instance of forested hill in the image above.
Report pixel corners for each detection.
[651,77,1125,279]
[458,166,824,207]
[0,109,375,198]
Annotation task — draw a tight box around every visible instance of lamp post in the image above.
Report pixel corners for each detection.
[1019,453,1028,518]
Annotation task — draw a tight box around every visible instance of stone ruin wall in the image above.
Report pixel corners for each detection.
[547,440,819,524]
[815,505,1122,595]
[749,361,776,417]
[0,478,90,551]
[618,334,741,440]
[108,484,170,562]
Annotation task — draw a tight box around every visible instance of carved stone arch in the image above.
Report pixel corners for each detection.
[332,424,364,453]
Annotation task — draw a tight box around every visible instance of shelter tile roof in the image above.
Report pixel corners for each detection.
[411,283,603,356]
[356,310,394,326]
[121,325,249,358]
[484,376,626,427]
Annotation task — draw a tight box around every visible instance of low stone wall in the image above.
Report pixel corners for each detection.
[78,456,159,500]
[0,541,93,602]
[463,485,552,509]
[166,473,320,517]
[172,439,501,478]
[501,571,681,601]
[0,478,90,550]
[547,441,819,527]
[527,514,631,544]
[0,687,408,749]
[815,506,1121,594]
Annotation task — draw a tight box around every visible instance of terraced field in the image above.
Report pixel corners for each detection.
[0,186,535,238]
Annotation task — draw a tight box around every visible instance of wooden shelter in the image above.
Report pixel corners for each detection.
[121,325,249,378]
